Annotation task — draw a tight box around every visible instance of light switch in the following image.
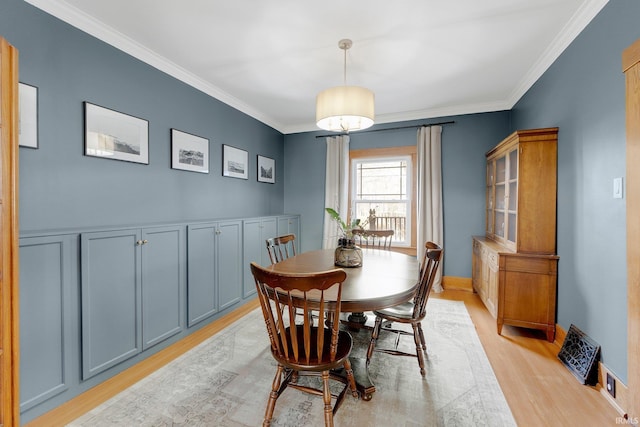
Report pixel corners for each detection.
[613,177,624,199]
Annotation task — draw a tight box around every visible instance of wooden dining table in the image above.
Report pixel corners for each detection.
[267,248,420,400]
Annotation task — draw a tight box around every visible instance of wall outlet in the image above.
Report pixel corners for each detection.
[606,372,616,398]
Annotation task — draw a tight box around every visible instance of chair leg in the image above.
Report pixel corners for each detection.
[263,364,283,426]
[411,323,426,376]
[322,370,334,427]
[343,358,359,398]
[366,316,383,365]
[417,322,427,352]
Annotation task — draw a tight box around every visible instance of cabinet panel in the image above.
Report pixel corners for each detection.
[142,226,184,350]
[486,254,499,317]
[217,221,242,310]
[81,230,141,379]
[502,270,554,324]
[19,236,73,411]
[243,218,277,298]
[278,215,300,240]
[187,224,217,326]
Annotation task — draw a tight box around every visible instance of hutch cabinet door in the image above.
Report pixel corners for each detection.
[81,229,142,379]
[141,226,185,350]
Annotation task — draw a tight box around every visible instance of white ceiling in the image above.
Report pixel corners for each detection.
[26,0,609,134]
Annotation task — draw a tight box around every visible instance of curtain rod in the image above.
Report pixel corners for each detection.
[314,120,455,138]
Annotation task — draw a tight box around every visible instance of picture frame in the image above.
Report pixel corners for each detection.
[222,144,248,180]
[171,129,209,173]
[257,155,275,184]
[19,82,38,149]
[84,102,149,164]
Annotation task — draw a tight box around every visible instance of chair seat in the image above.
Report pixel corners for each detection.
[373,302,416,322]
[366,242,443,377]
[274,328,354,371]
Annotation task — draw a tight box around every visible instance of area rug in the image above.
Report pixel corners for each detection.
[68,299,516,426]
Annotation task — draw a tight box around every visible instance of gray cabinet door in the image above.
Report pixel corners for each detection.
[81,229,142,380]
[243,218,277,298]
[141,226,184,350]
[217,220,242,310]
[19,235,75,411]
[278,215,300,241]
[187,223,217,326]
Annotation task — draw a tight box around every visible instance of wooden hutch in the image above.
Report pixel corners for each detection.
[472,128,559,342]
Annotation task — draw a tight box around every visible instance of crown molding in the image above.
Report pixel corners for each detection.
[23,0,286,132]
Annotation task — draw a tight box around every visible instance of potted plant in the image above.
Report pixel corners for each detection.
[325,207,364,267]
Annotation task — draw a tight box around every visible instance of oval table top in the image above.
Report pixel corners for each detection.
[267,248,420,312]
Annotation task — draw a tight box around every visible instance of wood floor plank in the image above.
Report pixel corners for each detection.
[433,289,620,426]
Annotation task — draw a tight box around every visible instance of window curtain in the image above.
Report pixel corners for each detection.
[417,126,444,292]
[322,135,350,249]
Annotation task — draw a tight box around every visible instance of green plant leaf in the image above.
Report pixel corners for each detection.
[325,207,347,232]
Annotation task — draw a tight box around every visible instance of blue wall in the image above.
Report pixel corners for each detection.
[511,0,640,383]
[1,0,285,233]
[283,112,510,276]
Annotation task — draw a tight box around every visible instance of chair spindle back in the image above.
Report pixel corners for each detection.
[250,262,346,365]
[265,234,297,264]
[413,242,443,319]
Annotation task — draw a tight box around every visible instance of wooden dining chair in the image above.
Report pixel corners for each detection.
[250,262,358,427]
[365,241,443,376]
[265,233,297,264]
[352,229,394,250]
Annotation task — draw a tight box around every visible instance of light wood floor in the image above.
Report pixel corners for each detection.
[433,289,620,426]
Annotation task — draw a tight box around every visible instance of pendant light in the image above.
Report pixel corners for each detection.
[316,39,375,132]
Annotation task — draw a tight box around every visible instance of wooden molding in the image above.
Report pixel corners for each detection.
[625,37,640,419]
[0,36,20,427]
[442,276,473,292]
[622,37,640,73]
[24,300,259,427]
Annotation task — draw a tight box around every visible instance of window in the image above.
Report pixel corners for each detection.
[350,146,416,250]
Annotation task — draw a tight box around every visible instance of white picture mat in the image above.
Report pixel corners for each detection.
[85,102,149,164]
[19,83,38,148]
[222,145,248,179]
[171,129,209,173]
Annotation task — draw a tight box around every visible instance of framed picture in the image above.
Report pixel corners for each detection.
[171,129,209,173]
[257,155,275,183]
[222,144,248,179]
[19,82,38,148]
[84,102,149,164]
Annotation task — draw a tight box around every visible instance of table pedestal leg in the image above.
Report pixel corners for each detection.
[348,311,368,324]
[350,358,375,401]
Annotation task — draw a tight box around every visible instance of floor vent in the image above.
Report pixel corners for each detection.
[557,324,600,385]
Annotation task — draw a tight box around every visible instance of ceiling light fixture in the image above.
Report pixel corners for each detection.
[316,39,375,132]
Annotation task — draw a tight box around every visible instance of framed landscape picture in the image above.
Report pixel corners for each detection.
[84,102,149,164]
[222,144,248,179]
[171,129,209,173]
[19,82,38,148]
[257,155,275,183]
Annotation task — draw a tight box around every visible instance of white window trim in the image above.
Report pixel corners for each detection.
[350,155,412,247]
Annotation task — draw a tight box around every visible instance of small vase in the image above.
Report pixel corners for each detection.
[334,238,363,268]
